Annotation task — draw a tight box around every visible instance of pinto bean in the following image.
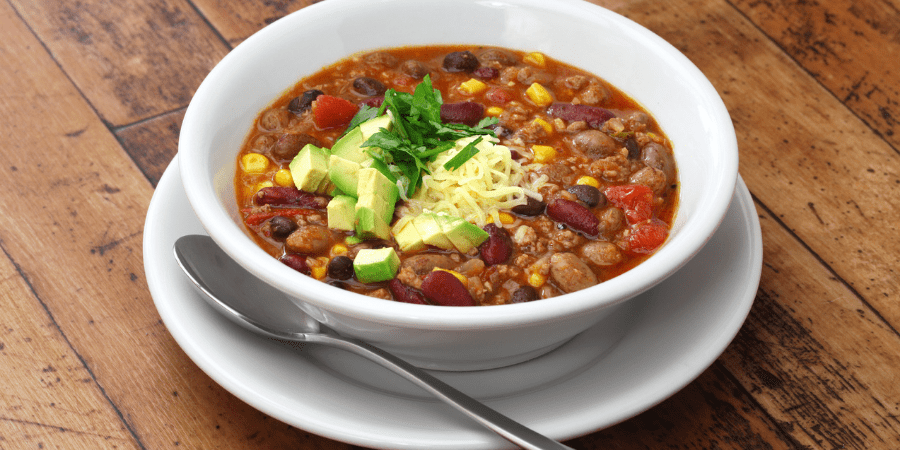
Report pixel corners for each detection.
[285,225,330,254]
[271,133,322,161]
[478,48,517,66]
[510,285,540,303]
[629,167,668,194]
[641,142,676,184]
[442,50,479,72]
[400,60,430,79]
[549,252,598,293]
[569,129,618,159]
[597,207,625,237]
[581,241,624,266]
[400,254,456,276]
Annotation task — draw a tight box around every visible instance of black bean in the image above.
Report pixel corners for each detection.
[352,77,387,96]
[625,137,641,160]
[442,51,479,73]
[511,196,546,216]
[510,285,540,303]
[327,255,354,280]
[268,216,296,239]
[567,185,604,208]
[490,124,513,139]
[288,89,323,115]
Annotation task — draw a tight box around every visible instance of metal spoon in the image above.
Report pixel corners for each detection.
[173,234,574,450]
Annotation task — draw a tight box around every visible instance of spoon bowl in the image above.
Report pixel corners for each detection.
[173,234,573,450]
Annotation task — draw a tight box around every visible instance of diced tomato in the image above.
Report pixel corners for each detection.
[312,95,359,129]
[627,219,668,254]
[605,184,654,224]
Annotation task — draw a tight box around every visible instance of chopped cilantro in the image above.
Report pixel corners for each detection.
[358,75,498,198]
[341,104,380,137]
[443,137,483,171]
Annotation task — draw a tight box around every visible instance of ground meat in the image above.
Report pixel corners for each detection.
[538,163,572,183]
[560,74,588,90]
[578,80,609,105]
[363,52,398,67]
[400,253,457,275]
[516,66,553,85]
[513,225,547,254]
[581,241,624,266]
[467,276,487,304]
[514,117,551,142]
[284,225,330,254]
[396,266,423,289]
[400,60,430,79]
[597,207,626,238]
[258,109,292,131]
[624,111,650,132]
[479,48,518,67]
[590,152,633,182]
[548,229,585,251]
[366,288,392,300]
[549,252,598,293]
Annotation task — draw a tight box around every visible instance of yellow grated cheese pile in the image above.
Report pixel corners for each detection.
[407,136,544,226]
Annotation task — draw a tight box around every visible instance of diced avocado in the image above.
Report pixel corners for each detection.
[412,213,454,250]
[327,195,357,231]
[345,235,365,245]
[328,155,361,198]
[330,127,369,163]
[353,247,400,283]
[392,216,426,252]
[436,214,489,253]
[358,114,392,139]
[354,207,391,240]
[357,168,399,222]
[288,144,329,192]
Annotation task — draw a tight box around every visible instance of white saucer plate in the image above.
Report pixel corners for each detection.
[144,156,762,449]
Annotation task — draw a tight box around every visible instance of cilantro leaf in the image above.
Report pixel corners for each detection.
[341,104,380,137]
[443,137,482,171]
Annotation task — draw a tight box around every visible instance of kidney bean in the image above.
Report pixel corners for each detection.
[567,185,604,208]
[511,196,546,216]
[440,101,484,126]
[547,103,615,128]
[352,77,387,96]
[472,67,499,80]
[287,89,323,115]
[254,186,328,209]
[280,254,310,275]
[485,87,512,105]
[510,285,540,303]
[421,271,475,306]
[388,279,430,305]
[546,199,600,236]
[327,255,354,280]
[478,223,513,265]
[442,50,479,73]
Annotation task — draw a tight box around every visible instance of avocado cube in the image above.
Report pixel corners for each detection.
[328,155,361,198]
[357,168,399,222]
[355,207,391,240]
[288,144,329,192]
[353,247,400,283]
[392,216,426,252]
[436,214,489,253]
[358,114,393,139]
[330,127,368,164]
[412,213,454,250]
[327,195,357,231]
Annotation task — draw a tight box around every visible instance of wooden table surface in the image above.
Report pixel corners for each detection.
[2,0,899,448]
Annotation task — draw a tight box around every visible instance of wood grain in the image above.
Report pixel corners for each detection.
[192,0,322,46]
[8,0,229,127]
[115,109,184,187]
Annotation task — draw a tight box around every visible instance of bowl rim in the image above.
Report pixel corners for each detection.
[179,0,738,329]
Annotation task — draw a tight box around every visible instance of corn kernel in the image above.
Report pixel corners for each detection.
[528,273,546,288]
[576,176,600,188]
[460,78,488,95]
[274,169,293,186]
[525,82,552,107]
[486,106,504,117]
[254,181,274,192]
[241,153,269,174]
[311,265,327,280]
[524,52,546,68]
[498,212,515,224]
[532,145,557,163]
[331,243,349,256]
[532,117,552,134]
[433,268,468,287]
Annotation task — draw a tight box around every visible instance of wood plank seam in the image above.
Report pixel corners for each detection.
[0,239,150,450]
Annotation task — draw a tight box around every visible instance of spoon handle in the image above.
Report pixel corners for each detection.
[305,332,575,450]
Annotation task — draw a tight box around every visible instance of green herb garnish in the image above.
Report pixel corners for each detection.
[350,75,498,198]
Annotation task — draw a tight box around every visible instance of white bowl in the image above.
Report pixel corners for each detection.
[179,0,738,371]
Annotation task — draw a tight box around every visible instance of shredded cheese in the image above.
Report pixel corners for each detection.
[408,136,542,226]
